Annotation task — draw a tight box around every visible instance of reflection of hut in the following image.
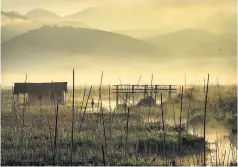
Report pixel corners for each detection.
[137,96,156,106]
[13,82,67,106]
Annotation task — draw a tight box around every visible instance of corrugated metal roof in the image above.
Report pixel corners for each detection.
[13,82,67,94]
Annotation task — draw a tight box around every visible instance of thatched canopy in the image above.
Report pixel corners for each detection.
[13,82,67,94]
[137,96,156,106]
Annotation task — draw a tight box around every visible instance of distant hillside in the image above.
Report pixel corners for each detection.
[49,21,91,29]
[2,26,159,72]
[201,11,237,40]
[2,26,157,54]
[25,8,62,22]
[147,29,236,59]
[1,11,29,26]
[2,11,27,20]
[1,9,91,42]
[1,22,44,42]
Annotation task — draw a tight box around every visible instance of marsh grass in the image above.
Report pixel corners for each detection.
[1,84,237,166]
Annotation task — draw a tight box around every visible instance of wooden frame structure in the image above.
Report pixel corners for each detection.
[112,84,177,106]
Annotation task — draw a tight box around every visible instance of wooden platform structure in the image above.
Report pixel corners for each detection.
[112,84,177,106]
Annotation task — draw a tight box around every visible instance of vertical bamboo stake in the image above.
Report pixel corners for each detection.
[150,74,153,96]
[125,107,130,157]
[186,87,193,129]
[98,72,107,164]
[132,85,135,106]
[144,85,146,99]
[116,85,119,107]
[70,69,75,165]
[203,73,209,166]
[108,84,113,161]
[53,104,59,165]
[23,74,27,127]
[155,85,157,105]
[179,86,184,129]
[185,74,187,93]
[161,93,166,165]
[78,86,92,133]
[217,76,220,98]
[179,86,184,165]
[109,85,111,111]
[102,145,106,166]
[77,87,86,129]
[148,74,153,122]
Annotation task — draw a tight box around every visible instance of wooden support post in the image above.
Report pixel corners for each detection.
[144,85,146,99]
[169,85,172,99]
[116,85,119,107]
[155,85,157,105]
[132,85,135,106]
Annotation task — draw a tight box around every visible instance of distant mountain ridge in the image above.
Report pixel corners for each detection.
[2,26,157,53]
[147,28,236,59]
[1,9,91,42]
[2,26,165,74]
[25,8,62,22]
[2,11,28,20]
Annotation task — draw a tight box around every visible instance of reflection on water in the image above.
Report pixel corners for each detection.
[189,123,237,166]
[69,96,237,165]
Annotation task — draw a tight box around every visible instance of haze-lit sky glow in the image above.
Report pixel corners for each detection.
[1,0,237,86]
[2,0,236,16]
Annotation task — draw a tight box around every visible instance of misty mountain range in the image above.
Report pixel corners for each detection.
[1,7,237,82]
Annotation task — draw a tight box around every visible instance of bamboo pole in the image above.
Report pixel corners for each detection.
[98,72,107,163]
[116,85,119,107]
[203,74,209,166]
[78,86,92,133]
[108,85,113,161]
[70,69,75,165]
[161,93,166,165]
[102,145,106,166]
[125,107,130,157]
[179,86,184,165]
[23,74,27,127]
[53,104,59,165]
[186,87,193,129]
[77,87,87,132]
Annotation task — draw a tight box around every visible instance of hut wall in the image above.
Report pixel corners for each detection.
[27,92,65,106]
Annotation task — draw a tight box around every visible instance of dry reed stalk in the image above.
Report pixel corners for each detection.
[108,85,113,161]
[125,107,130,157]
[186,87,194,128]
[222,150,226,165]
[160,93,167,165]
[22,74,27,127]
[98,72,107,158]
[70,69,75,165]
[78,86,92,133]
[77,87,87,132]
[179,86,184,165]
[172,96,176,127]
[148,74,153,123]
[101,145,106,166]
[53,104,59,166]
[203,74,209,166]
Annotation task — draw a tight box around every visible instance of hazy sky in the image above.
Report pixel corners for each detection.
[2,0,236,16]
[1,0,237,86]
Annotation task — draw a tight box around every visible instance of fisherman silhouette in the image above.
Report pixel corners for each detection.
[91,99,95,110]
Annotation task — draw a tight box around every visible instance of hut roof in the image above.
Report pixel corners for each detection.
[13,82,67,94]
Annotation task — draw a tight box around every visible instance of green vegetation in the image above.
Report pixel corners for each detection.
[1,84,236,166]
